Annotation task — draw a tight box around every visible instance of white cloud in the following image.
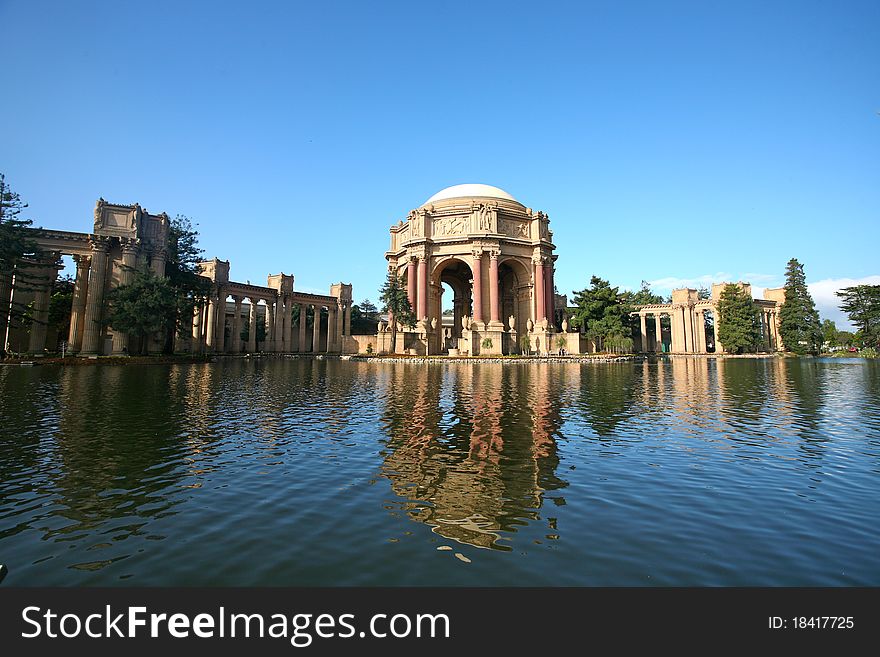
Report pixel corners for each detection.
[809,276,880,330]
[647,272,733,293]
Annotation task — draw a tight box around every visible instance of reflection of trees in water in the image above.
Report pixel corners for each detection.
[379,363,565,550]
[574,363,638,436]
[775,358,829,464]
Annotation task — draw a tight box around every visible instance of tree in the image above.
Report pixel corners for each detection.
[697,286,711,300]
[0,173,41,357]
[625,280,665,306]
[571,276,637,352]
[350,298,380,334]
[48,275,74,348]
[779,258,822,354]
[716,283,761,354]
[379,269,414,353]
[836,285,880,348]
[105,271,179,353]
[161,215,212,352]
[821,319,839,349]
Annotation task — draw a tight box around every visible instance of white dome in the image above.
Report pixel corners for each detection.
[423,184,518,205]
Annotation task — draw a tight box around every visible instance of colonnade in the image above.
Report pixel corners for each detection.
[187,291,353,355]
[634,302,783,354]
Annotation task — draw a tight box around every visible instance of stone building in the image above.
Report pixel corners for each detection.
[632,283,785,354]
[364,183,566,356]
[2,199,353,356]
[187,258,354,355]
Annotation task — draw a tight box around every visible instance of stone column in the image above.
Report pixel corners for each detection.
[298,302,307,352]
[546,264,555,327]
[407,258,416,311]
[274,297,285,352]
[28,257,58,354]
[713,306,725,353]
[683,305,694,353]
[417,256,428,321]
[344,301,351,337]
[654,314,662,352]
[326,306,336,353]
[669,307,682,353]
[110,240,139,355]
[150,249,166,278]
[80,237,110,356]
[336,302,344,351]
[639,313,648,353]
[280,297,290,352]
[488,252,501,327]
[471,251,484,327]
[247,298,257,353]
[191,302,203,353]
[265,300,275,352]
[67,254,90,353]
[312,305,321,353]
[205,295,217,352]
[772,310,782,351]
[216,294,227,354]
[695,309,706,353]
[231,296,242,353]
[534,257,545,323]
[761,309,773,351]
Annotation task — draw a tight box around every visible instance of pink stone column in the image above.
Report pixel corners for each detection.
[407,258,416,311]
[231,296,242,353]
[298,302,307,352]
[472,252,483,325]
[489,253,500,325]
[417,257,428,321]
[545,264,555,326]
[534,259,546,322]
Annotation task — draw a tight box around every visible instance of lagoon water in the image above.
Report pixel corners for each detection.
[0,357,878,586]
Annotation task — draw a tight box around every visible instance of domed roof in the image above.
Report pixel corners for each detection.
[423,184,518,206]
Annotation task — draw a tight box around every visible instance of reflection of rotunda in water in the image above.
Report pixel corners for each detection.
[379,363,566,549]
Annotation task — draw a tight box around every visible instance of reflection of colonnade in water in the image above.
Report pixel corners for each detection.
[637,357,830,458]
[379,363,566,549]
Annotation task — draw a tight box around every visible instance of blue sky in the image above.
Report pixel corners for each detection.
[2,1,878,327]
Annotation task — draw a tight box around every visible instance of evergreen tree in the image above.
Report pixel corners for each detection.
[379,269,414,352]
[836,284,880,347]
[0,173,41,357]
[716,283,761,354]
[821,319,838,349]
[571,276,637,352]
[105,271,179,354]
[161,215,211,352]
[779,258,822,354]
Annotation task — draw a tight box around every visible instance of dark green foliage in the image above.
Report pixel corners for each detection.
[821,319,838,348]
[350,298,380,334]
[48,275,74,344]
[716,284,761,354]
[105,272,180,353]
[571,276,638,352]
[380,269,414,350]
[836,284,880,348]
[162,215,211,351]
[0,173,42,356]
[779,258,822,354]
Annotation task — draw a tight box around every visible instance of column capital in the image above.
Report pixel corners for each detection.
[120,237,141,254]
[471,247,484,259]
[88,235,111,253]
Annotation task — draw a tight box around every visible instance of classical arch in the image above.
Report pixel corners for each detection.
[384,184,558,355]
